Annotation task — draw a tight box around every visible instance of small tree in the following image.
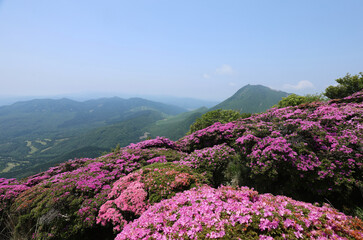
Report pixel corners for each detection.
[188,109,244,134]
[324,72,363,99]
[276,94,325,108]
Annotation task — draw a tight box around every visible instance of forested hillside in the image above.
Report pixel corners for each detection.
[0,97,187,178]
[211,84,289,113]
[0,84,288,179]
[0,91,362,239]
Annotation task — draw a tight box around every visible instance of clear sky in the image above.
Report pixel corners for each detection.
[0,0,362,101]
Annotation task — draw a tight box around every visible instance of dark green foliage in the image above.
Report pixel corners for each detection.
[148,107,208,140]
[141,163,209,204]
[324,72,363,99]
[0,146,108,179]
[211,84,289,113]
[0,110,168,179]
[276,93,326,108]
[188,109,242,134]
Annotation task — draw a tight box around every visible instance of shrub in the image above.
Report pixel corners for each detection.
[324,72,363,99]
[97,163,208,233]
[188,109,243,134]
[276,93,326,108]
[178,92,363,212]
[0,91,362,239]
[178,122,241,152]
[116,185,363,240]
[8,147,187,239]
[177,143,240,186]
[234,96,363,211]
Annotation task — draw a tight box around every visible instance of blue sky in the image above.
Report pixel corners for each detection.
[0,0,362,101]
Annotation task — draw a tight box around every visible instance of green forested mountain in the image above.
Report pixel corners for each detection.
[0,97,185,141]
[0,85,288,178]
[148,107,208,140]
[211,84,289,113]
[0,98,187,178]
[0,107,208,179]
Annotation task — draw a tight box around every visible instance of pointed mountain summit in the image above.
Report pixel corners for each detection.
[211,84,289,113]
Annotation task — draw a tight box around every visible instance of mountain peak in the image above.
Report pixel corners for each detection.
[211,84,288,113]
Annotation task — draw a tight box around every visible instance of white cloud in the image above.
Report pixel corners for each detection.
[283,80,314,90]
[203,73,210,79]
[228,82,236,87]
[216,64,234,75]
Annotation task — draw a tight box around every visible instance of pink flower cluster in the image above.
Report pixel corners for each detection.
[178,143,236,173]
[97,163,207,233]
[0,178,29,211]
[97,171,149,232]
[0,91,362,239]
[178,122,237,151]
[116,185,363,240]
[176,91,362,201]
[146,155,167,164]
[127,136,178,150]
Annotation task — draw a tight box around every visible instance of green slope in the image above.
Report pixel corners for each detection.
[0,98,187,178]
[0,107,210,179]
[0,110,165,178]
[211,84,289,113]
[148,107,208,140]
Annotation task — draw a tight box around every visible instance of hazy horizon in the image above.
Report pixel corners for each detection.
[1,1,362,101]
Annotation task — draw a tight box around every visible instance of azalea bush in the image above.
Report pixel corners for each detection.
[178,122,241,152]
[0,91,362,239]
[177,143,240,186]
[233,95,363,210]
[8,147,186,239]
[12,161,120,239]
[127,136,179,150]
[97,163,207,233]
[176,91,363,212]
[188,109,242,134]
[116,185,363,240]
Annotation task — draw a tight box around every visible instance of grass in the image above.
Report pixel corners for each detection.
[0,162,20,173]
[25,141,38,155]
[35,140,47,146]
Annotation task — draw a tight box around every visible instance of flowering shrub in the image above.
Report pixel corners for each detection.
[116,185,363,240]
[175,91,362,211]
[233,95,363,210]
[12,161,120,239]
[10,147,186,239]
[177,143,239,186]
[97,163,208,232]
[0,91,361,239]
[177,122,240,152]
[127,136,179,150]
[97,171,148,232]
[0,178,29,211]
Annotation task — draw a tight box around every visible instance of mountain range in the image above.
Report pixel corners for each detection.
[0,85,288,178]
[0,90,361,240]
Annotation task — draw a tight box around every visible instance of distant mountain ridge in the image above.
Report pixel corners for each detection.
[142,96,219,110]
[211,84,289,113]
[0,85,288,178]
[0,97,188,178]
[0,97,186,140]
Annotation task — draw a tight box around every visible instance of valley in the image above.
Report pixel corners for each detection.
[0,85,288,178]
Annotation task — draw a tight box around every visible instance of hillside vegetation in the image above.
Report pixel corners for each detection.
[1,84,287,179]
[0,91,362,239]
[211,84,289,113]
[0,97,187,178]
